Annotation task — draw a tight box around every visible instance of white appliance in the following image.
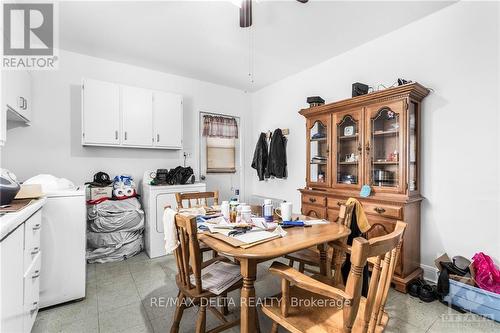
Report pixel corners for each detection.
[39,188,86,308]
[142,171,206,258]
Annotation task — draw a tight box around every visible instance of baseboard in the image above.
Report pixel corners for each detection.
[421,264,439,284]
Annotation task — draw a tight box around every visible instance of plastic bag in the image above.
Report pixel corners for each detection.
[87,197,144,232]
[86,235,143,263]
[472,252,500,294]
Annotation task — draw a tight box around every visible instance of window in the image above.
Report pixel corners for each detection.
[206,137,236,173]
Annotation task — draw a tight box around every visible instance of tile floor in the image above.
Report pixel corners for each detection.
[33,252,499,333]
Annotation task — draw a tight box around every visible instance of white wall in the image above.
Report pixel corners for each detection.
[247,2,499,271]
[2,50,250,195]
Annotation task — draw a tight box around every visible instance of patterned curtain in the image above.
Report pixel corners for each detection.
[202,115,238,139]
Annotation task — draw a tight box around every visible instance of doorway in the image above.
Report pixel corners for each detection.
[199,112,242,202]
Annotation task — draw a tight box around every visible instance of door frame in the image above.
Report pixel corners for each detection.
[198,111,245,201]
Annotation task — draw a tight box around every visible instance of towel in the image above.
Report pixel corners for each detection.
[345,197,370,233]
[163,208,179,254]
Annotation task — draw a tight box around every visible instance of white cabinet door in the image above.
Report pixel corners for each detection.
[121,86,153,146]
[153,91,182,149]
[23,253,41,333]
[1,74,6,145]
[3,70,31,122]
[0,227,25,333]
[82,79,120,145]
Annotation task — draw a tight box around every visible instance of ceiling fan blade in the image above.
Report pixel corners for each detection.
[297,0,309,3]
[240,0,252,28]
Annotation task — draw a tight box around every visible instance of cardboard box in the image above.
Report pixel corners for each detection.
[435,253,475,287]
[86,185,112,201]
[15,184,43,199]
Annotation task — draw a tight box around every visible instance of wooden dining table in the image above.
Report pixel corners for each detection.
[198,210,351,333]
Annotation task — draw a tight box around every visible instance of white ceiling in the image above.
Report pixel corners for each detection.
[60,1,453,91]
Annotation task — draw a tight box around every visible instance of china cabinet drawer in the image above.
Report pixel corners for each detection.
[366,217,396,239]
[363,202,402,220]
[327,209,340,222]
[24,211,42,271]
[302,193,326,206]
[327,197,347,209]
[301,204,326,219]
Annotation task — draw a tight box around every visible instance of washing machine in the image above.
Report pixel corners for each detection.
[142,171,206,258]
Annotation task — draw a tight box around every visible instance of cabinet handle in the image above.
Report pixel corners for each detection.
[374,207,386,214]
[357,143,362,152]
[337,201,345,207]
[115,130,118,140]
[23,98,27,110]
[30,301,39,313]
[365,141,371,154]
[31,247,40,255]
[124,131,127,140]
[32,270,40,279]
[157,134,160,142]
[309,197,316,203]
[32,223,41,230]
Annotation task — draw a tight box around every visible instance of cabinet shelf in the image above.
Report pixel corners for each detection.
[310,137,327,141]
[373,161,399,165]
[310,161,327,165]
[338,161,358,165]
[373,130,399,137]
[338,134,358,140]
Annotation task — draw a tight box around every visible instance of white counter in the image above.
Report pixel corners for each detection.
[0,198,46,241]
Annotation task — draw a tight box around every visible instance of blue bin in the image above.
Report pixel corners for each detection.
[444,279,500,322]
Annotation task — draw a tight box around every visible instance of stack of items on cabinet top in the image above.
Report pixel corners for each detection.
[299,83,430,293]
[85,172,144,263]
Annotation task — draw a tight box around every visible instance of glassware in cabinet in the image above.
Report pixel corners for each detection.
[366,103,404,191]
[307,115,330,186]
[334,111,362,188]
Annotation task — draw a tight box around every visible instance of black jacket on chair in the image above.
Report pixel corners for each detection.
[266,129,287,179]
[251,132,268,181]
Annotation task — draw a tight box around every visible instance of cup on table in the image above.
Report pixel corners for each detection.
[275,202,293,222]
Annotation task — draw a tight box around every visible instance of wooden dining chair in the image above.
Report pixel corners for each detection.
[175,191,220,257]
[175,191,219,208]
[261,221,406,333]
[285,203,355,277]
[171,213,240,333]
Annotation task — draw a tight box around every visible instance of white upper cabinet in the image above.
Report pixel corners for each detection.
[153,91,182,148]
[82,79,120,145]
[81,78,182,150]
[121,86,153,147]
[3,70,32,123]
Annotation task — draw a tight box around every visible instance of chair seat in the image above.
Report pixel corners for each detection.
[284,247,321,266]
[176,258,242,299]
[261,286,388,333]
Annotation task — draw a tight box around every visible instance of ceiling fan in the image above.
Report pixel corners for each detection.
[240,0,309,28]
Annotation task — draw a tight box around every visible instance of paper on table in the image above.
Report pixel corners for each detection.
[190,261,242,295]
[251,217,267,229]
[304,219,329,226]
[232,230,276,244]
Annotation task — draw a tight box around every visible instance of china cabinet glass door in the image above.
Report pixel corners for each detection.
[334,111,362,188]
[408,101,418,192]
[308,115,330,186]
[366,103,404,192]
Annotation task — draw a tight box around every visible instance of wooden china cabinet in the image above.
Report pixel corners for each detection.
[299,83,430,292]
